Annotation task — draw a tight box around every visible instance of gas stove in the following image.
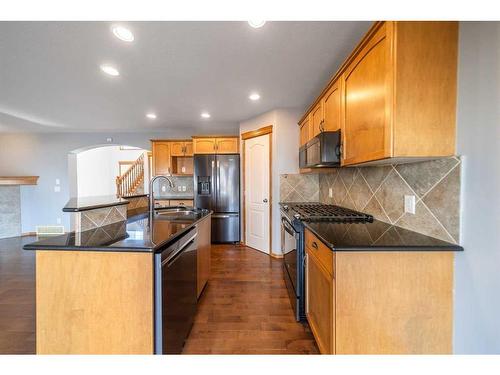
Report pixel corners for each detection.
[281,202,373,223]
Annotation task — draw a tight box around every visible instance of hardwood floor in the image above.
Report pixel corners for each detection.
[0,237,317,354]
[183,244,318,354]
[0,235,36,354]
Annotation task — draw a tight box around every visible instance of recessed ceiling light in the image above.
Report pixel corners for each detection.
[112,26,134,42]
[146,113,157,119]
[249,93,261,101]
[100,64,120,76]
[248,20,266,28]
[201,112,211,119]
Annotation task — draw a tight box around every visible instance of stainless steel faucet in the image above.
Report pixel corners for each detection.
[149,175,174,227]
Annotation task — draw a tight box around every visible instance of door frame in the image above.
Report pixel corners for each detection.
[241,125,273,255]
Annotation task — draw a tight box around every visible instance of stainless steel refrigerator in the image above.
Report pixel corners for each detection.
[193,154,240,243]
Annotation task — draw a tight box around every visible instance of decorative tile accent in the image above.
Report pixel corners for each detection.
[280,174,319,202]
[319,157,461,244]
[0,186,21,239]
[75,205,127,232]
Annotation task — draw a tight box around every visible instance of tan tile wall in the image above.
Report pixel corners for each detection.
[319,157,461,244]
[280,174,319,203]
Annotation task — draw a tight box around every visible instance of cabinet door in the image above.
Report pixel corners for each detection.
[170,141,185,156]
[300,117,309,146]
[216,138,239,154]
[306,249,334,354]
[342,23,393,166]
[152,142,171,176]
[184,142,193,156]
[193,138,216,154]
[323,80,341,132]
[311,102,323,137]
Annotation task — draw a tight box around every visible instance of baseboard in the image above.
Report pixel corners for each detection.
[270,252,284,259]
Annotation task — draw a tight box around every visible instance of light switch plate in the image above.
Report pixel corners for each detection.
[404,195,416,214]
[182,186,186,192]
[161,186,166,192]
[328,188,333,198]
[54,186,61,193]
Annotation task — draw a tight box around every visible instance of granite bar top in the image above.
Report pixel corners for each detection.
[63,195,129,212]
[24,209,212,253]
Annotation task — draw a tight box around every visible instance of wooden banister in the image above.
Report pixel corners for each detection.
[116,154,145,197]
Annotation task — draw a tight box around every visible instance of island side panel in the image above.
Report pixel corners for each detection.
[36,250,154,354]
[335,251,453,354]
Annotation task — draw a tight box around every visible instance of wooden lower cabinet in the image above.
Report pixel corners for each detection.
[155,199,193,208]
[304,228,453,354]
[306,248,335,354]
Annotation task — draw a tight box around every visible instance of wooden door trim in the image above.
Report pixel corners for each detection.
[241,127,273,255]
[241,125,273,140]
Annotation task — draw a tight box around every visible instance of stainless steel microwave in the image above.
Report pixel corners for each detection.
[299,130,341,168]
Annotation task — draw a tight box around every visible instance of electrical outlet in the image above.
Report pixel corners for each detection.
[328,188,333,198]
[161,185,166,192]
[404,195,416,214]
[178,186,182,192]
[182,186,186,192]
[54,186,61,193]
[55,178,60,185]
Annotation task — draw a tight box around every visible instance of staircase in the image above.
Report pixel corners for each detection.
[116,154,145,197]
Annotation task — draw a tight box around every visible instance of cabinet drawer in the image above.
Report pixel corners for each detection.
[305,229,334,276]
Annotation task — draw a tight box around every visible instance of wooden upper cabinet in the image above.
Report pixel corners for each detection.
[171,141,193,156]
[322,79,341,132]
[193,137,239,154]
[184,142,193,156]
[151,141,171,176]
[170,141,185,157]
[193,138,216,154]
[341,23,393,165]
[299,21,458,167]
[299,117,309,146]
[310,102,323,138]
[215,137,239,154]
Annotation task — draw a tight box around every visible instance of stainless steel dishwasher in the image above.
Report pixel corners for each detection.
[154,227,198,354]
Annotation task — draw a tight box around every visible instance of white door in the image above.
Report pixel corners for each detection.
[245,134,270,253]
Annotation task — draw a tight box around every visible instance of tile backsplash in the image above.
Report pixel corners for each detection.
[279,158,461,244]
[155,176,194,197]
[318,157,461,244]
[280,174,319,202]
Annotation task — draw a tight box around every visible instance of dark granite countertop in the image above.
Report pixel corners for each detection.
[63,195,129,212]
[280,202,463,252]
[304,220,463,251]
[24,209,212,253]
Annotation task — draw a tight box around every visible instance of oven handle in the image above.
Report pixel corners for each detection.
[281,217,297,236]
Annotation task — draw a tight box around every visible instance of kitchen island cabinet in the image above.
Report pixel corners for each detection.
[304,228,453,354]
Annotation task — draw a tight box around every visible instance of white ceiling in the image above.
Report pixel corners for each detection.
[0,21,371,133]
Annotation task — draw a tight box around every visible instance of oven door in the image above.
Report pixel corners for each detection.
[281,216,298,293]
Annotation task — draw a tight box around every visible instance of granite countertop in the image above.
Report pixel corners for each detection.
[24,209,212,253]
[280,202,463,252]
[63,195,129,212]
[304,220,463,251]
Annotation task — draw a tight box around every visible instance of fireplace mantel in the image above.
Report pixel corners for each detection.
[0,176,39,185]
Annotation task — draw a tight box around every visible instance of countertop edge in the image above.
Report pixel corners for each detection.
[62,200,130,212]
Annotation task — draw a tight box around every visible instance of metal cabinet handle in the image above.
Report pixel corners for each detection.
[312,241,318,250]
[217,160,220,168]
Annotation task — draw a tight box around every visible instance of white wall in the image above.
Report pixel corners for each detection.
[240,108,301,254]
[76,146,144,198]
[453,21,500,354]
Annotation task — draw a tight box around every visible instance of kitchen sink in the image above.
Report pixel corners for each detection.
[155,207,198,217]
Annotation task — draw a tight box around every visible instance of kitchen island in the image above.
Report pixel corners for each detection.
[24,208,212,354]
